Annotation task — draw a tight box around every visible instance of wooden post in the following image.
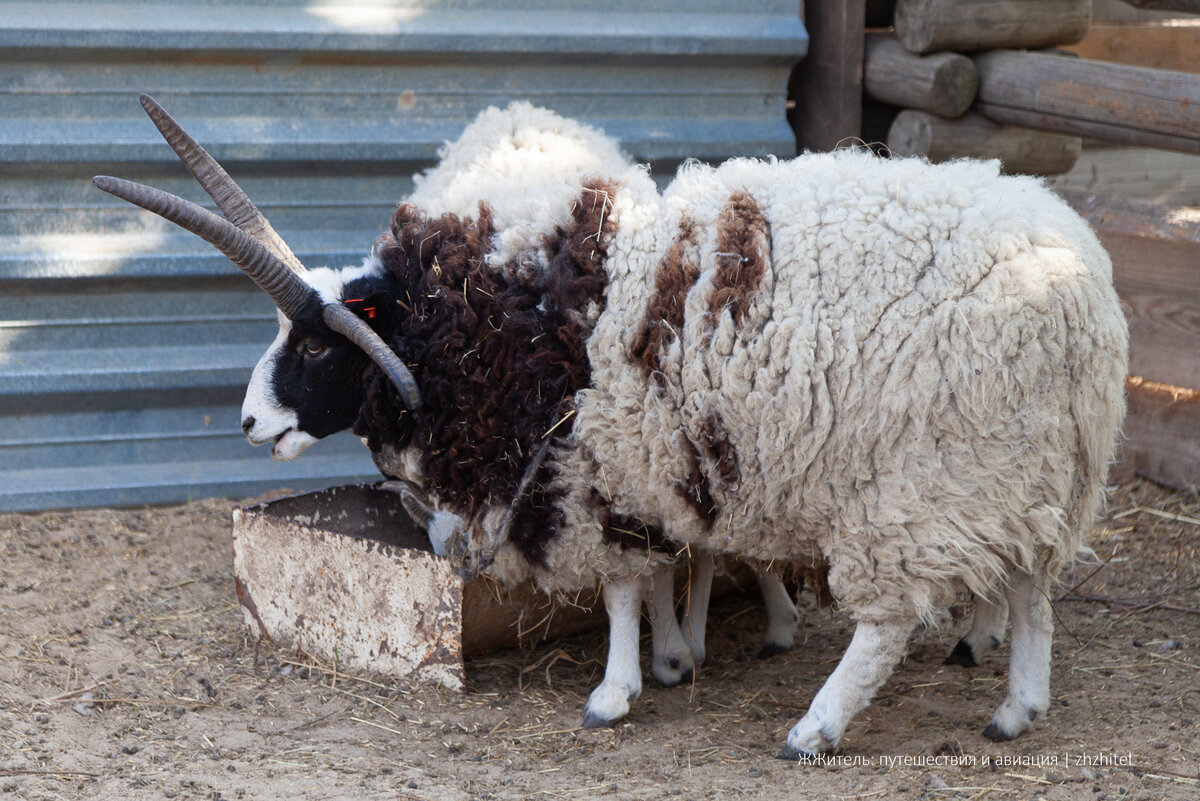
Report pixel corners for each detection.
[864,34,978,118]
[974,49,1200,154]
[887,110,1081,174]
[895,0,1092,54]
[790,0,866,151]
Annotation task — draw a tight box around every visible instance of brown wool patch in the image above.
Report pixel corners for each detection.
[708,190,770,329]
[699,413,738,488]
[630,217,701,384]
[588,490,675,553]
[675,440,719,527]
[359,183,618,567]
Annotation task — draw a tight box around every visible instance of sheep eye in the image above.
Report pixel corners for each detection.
[301,341,328,358]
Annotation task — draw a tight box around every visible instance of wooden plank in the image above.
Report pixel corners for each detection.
[864,34,978,118]
[790,0,866,151]
[1120,0,1200,13]
[1120,378,1200,491]
[888,109,1080,174]
[1049,147,1200,208]
[1057,188,1200,389]
[1066,22,1200,71]
[974,49,1200,154]
[894,0,1091,54]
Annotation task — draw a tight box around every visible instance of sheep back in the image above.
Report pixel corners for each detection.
[575,150,1128,623]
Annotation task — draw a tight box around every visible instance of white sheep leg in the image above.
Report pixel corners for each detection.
[756,571,800,658]
[583,574,645,727]
[680,551,715,666]
[780,618,914,758]
[944,593,1009,667]
[984,570,1052,741]
[646,563,696,686]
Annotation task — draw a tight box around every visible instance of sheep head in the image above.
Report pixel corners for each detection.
[93,95,421,460]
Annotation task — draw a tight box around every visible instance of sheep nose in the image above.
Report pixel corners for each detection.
[241,416,255,435]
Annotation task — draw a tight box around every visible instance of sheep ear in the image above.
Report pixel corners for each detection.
[93,175,318,320]
[139,94,306,274]
[322,304,422,409]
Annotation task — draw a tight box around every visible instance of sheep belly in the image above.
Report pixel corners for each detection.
[576,151,1128,623]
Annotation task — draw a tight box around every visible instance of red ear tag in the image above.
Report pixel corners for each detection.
[365,307,377,319]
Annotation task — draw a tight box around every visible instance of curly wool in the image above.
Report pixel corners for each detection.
[569,150,1127,621]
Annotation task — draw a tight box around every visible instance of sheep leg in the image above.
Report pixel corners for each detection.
[680,551,715,666]
[983,570,1052,741]
[756,571,800,658]
[779,618,914,758]
[945,593,1009,667]
[582,574,645,727]
[646,564,695,686]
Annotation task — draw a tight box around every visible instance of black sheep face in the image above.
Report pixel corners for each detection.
[240,264,400,460]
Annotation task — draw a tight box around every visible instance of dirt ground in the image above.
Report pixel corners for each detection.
[1,480,1198,801]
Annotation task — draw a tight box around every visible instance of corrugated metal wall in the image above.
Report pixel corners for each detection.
[0,0,807,512]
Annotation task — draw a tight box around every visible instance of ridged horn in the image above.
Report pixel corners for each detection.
[323,303,422,409]
[139,94,306,274]
[93,175,317,320]
[380,480,435,527]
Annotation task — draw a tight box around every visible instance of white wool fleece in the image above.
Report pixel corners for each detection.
[567,150,1127,621]
[407,101,634,272]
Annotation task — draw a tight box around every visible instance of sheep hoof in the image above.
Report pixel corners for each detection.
[583,682,633,727]
[758,640,792,659]
[982,722,1016,742]
[581,710,621,729]
[776,744,812,761]
[943,639,980,667]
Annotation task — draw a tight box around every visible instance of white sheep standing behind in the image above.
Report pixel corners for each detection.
[562,151,1127,752]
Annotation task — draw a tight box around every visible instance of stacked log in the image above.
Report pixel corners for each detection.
[894,0,1092,54]
[865,1,1089,174]
[866,0,1200,173]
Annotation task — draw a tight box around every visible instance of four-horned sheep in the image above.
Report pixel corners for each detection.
[94,95,1128,758]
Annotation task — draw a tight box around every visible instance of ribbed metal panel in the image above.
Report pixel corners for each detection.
[0,0,807,512]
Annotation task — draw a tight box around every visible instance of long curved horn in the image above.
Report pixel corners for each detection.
[323,304,422,409]
[93,175,316,319]
[139,94,306,274]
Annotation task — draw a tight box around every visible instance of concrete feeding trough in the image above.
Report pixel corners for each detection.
[231,484,601,690]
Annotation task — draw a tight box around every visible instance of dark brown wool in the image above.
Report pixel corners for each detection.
[673,414,739,528]
[358,180,618,567]
[708,190,770,328]
[677,439,719,527]
[630,217,701,384]
[588,490,676,553]
[699,413,739,488]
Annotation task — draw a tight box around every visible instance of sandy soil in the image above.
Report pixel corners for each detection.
[1,480,1198,801]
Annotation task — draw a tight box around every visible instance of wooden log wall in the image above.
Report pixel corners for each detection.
[793,0,1200,487]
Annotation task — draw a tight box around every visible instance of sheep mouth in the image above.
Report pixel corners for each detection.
[270,428,318,461]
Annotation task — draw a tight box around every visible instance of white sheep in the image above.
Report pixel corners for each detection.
[95,97,1127,757]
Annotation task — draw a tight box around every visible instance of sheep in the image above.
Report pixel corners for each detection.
[101,95,796,691]
[380,101,802,680]
[94,96,1127,757]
